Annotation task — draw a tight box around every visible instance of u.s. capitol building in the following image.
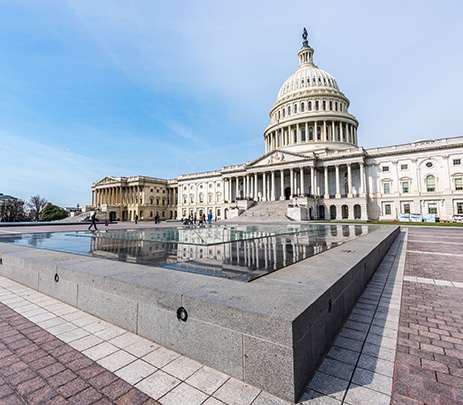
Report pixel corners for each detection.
[91,30,463,223]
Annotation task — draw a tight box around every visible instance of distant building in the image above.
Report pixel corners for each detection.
[92,30,463,222]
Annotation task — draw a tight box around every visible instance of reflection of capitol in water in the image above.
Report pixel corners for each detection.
[90,224,375,281]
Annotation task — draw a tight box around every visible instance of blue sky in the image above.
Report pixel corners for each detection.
[1,0,462,207]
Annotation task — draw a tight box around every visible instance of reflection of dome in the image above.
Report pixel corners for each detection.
[264,28,359,154]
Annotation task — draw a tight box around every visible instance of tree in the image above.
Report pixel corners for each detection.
[40,203,68,221]
[27,195,48,222]
[0,199,27,222]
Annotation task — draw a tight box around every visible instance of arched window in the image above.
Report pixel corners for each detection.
[301,102,305,112]
[308,101,312,111]
[426,175,436,192]
[315,100,319,110]
[199,193,204,203]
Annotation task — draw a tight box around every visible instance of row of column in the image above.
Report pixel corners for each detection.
[265,120,357,152]
[92,186,177,207]
[224,162,366,202]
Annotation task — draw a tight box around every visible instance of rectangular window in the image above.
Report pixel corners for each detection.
[428,203,437,214]
[453,159,461,165]
[456,178,463,191]
[400,164,408,170]
[385,204,392,215]
[382,166,389,172]
[458,202,463,214]
[403,203,411,214]
[383,183,390,194]
[402,181,409,193]
[301,129,306,141]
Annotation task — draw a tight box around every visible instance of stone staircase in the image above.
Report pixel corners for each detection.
[227,200,293,222]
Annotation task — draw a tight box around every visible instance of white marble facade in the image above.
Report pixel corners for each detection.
[92,30,463,222]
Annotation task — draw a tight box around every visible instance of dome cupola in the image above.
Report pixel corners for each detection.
[264,28,359,154]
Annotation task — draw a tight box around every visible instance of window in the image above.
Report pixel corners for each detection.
[403,203,411,214]
[308,101,312,111]
[287,106,291,115]
[383,183,391,194]
[384,204,392,215]
[315,100,319,110]
[426,175,436,192]
[426,161,433,168]
[454,159,461,165]
[208,193,213,203]
[190,195,194,203]
[301,129,306,141]
[322,101,326,110]
[199,193,204,203]
[402,181,409,193]
[294,104,297,113]
[317,126,321,140]
[400,164,408,170]
[329,101,332,110]
[301,102,305,112]
[382,166,389,172]
[428,203,437,214]
[455,178,463,191]
[309,127,313,141]
[216,192,222,202]
[458,202,463,214]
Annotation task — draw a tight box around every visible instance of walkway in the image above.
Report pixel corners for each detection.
[0,223,462,404]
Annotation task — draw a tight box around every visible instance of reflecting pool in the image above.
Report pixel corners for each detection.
[0,223,379,282]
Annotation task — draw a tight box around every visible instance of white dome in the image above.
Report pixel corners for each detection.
[277,64,339,100]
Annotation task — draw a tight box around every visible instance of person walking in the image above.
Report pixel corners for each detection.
[88,212,98,231]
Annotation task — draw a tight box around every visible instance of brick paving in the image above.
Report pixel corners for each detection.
[392,227,463,405]
[0,302,160,405]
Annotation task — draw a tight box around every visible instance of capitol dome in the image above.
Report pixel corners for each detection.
[264,28,358,154]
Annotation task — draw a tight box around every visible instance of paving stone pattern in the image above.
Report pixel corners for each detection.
[392,227,463,405]
[0,302,160,405]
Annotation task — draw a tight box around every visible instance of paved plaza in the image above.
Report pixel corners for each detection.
[0,223,462,404]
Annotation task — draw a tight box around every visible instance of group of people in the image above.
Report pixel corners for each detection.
[182,212,214,226]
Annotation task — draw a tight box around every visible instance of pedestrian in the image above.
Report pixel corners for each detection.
[207,212,213,225]
[104,220,109,232]
[88,212,98,231]
[135,214,138,224]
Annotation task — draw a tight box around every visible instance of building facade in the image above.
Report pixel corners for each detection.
[92,30,463,222]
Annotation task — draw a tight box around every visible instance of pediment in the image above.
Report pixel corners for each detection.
[246,150,311,169]
[94,176,121,186]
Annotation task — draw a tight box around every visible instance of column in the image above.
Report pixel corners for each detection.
[254,173,258,200]
[324,166,329,198]
[323,120,327,141]
[235,176,239,200]
[271,171,276,201]
[290,169,294,197]
[300,167,305,196]
[335,165,340,198]
[347,163,353,197]
[262,173,267,201]
[280,169,284,200]
[310,167,315,196]
[359,163,365,195]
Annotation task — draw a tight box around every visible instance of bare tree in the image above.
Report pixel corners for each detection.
[27,195,48,222]
[0,199,27,222]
